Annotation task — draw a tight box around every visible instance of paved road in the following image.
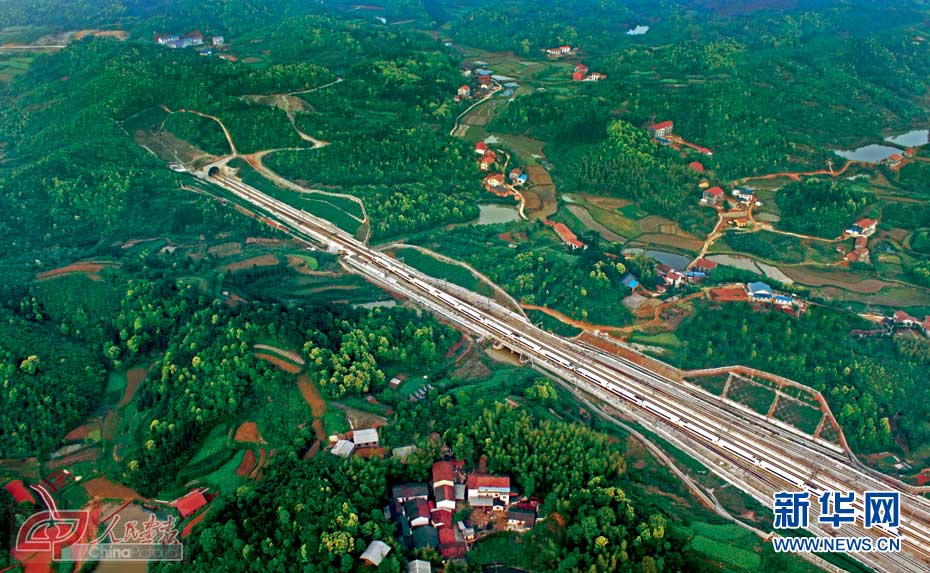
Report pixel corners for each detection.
[204,167,930,572]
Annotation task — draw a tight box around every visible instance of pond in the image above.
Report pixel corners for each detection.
[624,248,691,271]
[885,129,928,148]
[833,144,900,163]
[477,204,521,225]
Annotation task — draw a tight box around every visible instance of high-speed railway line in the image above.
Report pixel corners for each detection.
[208,170,930,572]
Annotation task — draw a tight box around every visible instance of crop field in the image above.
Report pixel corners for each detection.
[0,53,35,83]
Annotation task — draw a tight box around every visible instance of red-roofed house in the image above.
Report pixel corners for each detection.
[886,153,903,168]
[574,63,589,75]
[4,480,35,504]
[702,186,724,205]
[572,70,586,81]
[467,474,511,509]
[434,484,456,511]
[175,490,208,518]
[432,461,455,488]
[649,120,673,138]
[893,310,918,328]
[543,220,586,250]
[479,151,497,171]
[689,161,705,173]
[854,236,868,250]
[846,248,870,264]
[404,498,431,528]
[483,173,504,187]
[477,74,492,86]
[693,258,717,272]
[846,218,878,237]
[922,316,930,337]
[431,509,454,528]
[457,85,471,98]
[546,45,572,56]
[474,141,487,154]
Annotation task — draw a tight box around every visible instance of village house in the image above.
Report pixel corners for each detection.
[467,474,511,509]
[543,220,586,249]
[353,428,379,448]
[746,281,773,300]
[583,72,606,81]
[482,173,504,188]
[474,141,487,154]
[649,120,673,138]
[693,258,717,273]
[412,526,439,550]
[689,161,705,173]
[212,35,224,45]
[509,168,528,185]
[546,45,572,56]
[392,445,418,461]
[331,439,355,458]
[732,188,754,204]
[457,85,471,98]
[574,63,589,76]
[479,151,497,170]
[408,560,432,573]
[477,74,492,86]
[457,520,475,540]
[361,540,391,567]
[393,483,429,502]
[404,499,431,528]
[845,218,878,237]
[507,505,538,532]
[701,186,724,206]
[175,489,208,519]
[622,273,639,289]
[885,153,903,168]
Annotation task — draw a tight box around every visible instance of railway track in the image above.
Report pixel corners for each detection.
[208,170,930,572]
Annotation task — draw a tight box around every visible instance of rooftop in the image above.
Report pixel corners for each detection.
[353,428,378,444]
[361,540,391,566]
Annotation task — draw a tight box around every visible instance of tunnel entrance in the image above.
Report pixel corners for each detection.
[207,166,221,177]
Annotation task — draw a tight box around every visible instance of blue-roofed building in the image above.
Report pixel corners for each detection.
[622,274,639,289]
[774,294,794,307]
[732,188,754,204]
[475,68,494,76]
[501,89,513,97]
[685,271,706,279]
[517,173,528,184]
[503,82,519,88]
[747,281,773,299]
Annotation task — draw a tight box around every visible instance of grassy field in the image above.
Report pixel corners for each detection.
[689,374,729,395]
[228,158,364,235]
[773,399,824,435]
[190,423,231,464]
[392,247,485,293]
[727,377,777,415]
[628,331,681,348]
[525,309,582,337]
[204,449,245,494]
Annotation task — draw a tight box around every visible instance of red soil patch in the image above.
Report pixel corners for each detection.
[82,477,142,501]
[64,421,96,441]
[234,421,264,444]
[444,335,468,359]
[181,507,211,538]
[118,367,148,408]
[297,375,326,418]
[207,242,241,257]
[303,441,321,460]
[249,448,271,480]
[235,449,258,477]
[709,286,748,302]
[254,353,301,373]
[36,261,117,282]
[220,254,280,273]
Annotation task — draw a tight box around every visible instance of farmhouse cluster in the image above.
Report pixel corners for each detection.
[382,460,538,562]
[155,31,224,53]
